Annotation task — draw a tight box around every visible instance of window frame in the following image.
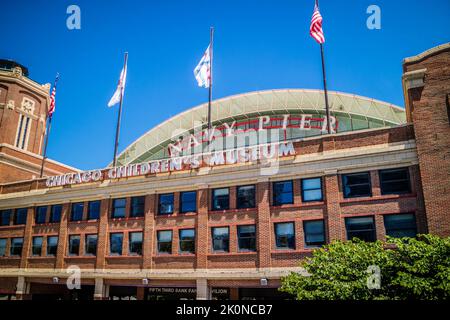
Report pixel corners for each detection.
[178,229,196,254]
[10,237,24,256]
[384,213,417,238]
[129,232,143,255]
[272,180,294,206]
[342,172,372,199]
[379,167,411,195]
[87,201,101,220]
[109,232,124,256]
[49,205,62,223]
[0,238,7,257]
[32,236,43,256]
[0,209,11,226]
[35,206,47,224]
[70,202,84,222]
[85,234,98,256]
[345,216,376,242]
[130,196,145,218]
[211,227,230,253]
[68,235,80,256]
[111,198,127,219]
[157,230,173,254]
[158,193,174,215]
[211,188,230,211]
[303,219,326,248]
[236,185,256,209]
[237,224,257,252]
[274,222,296,250]
[14,208,28,225]
[301,177,323,202]
[47,236,58,256]
[180,191,197,214]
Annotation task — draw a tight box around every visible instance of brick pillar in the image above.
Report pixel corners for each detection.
[122,231,129,256]
[196,279,211,300]
[196,185,208,269]
[56,203,70,269]
[256,179,271,269]
[94,278,106,300]
[143,193,156,269]
[375,215,386,241]
[125,197,131,218]
[230,287,239,300]
[371,170,381,197]
[96,198,110,269]
[324,170,344,241]
[15,276,30,300]
[173,192,180,215]
[229,186,237,210]
[137,287,146,300]
[410,165,428,234]
[293,179,301,204]
[19,207,34,268]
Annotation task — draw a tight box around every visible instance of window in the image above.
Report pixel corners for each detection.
[273,181,294,205]
[50,205,62,223]
[32,236,43,256]
[35,206,47,224]
[157,230,172,254]
[179,229,195,254]
[88,201,100,220]
[129,232,143,255]
[15,114,31,150]
[47,236,58,256]
[0,210,11,226]
[379,168,411,195]
[384,214,417,238]
[304,220,326,247]
[212,188,229,210]
[85,234,98,256]
[212,227,229,252]
[110,233,123,255]
[274,222,295,249]
[10,238,23,256]
[0,239,7,257]
[130,197,145,217]
[342,172,372,198]
[158,193,174,215]
[301,178,323,202]
[237,185,256,209]
[14,208,27,225]
[345,216,376,242]
[180,191,197,213]
[68,235,80,256]
[237,225,256,252]
[71,202,84,221]
[112,198,126,218]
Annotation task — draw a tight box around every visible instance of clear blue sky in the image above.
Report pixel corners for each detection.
[1,0,449,170]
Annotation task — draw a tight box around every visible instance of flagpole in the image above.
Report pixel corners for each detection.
[207,27,214,133]
[113,52,128,168]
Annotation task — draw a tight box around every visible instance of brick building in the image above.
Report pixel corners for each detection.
[0,43,448,300]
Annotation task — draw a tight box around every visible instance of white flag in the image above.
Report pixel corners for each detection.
[108,60,127,107]
[194,45,211,88]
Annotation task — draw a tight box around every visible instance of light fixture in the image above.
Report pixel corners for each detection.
[260,278,268,286]
[52,277,59,284]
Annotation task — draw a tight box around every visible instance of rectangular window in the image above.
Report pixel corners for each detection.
[275,222,295,249]
[130,196,145,217]
[109,233,123,255]
[303,220,326,247]
[345,216,376,242]
[15,115,24,148]
[0,239,7,257]
[71,202,84,221]
[14,208,27,225]
[88,201,101,220]
[10,238,23,256]
[158,193,174,215]
[212,188,229,211]
[273,181,294,205]
[157,230,172,254]
[212,227,229,252]
[180,191,197,213]
[32,236,43,256]
[379,168,411,195]
[85,234,98,256]
[68,235,80,256]
[15,115,31,150]
[301,178,323,202]
[129,232,143,255]
[0,210,11,226]
[47,236,58,256]
[342,172,372,198]
[112,198,126,218]
[237,225,256,252]
[35,206,47,224]
[384,213,417,238]
[50,205,62,223]
[179,229,195,254]
[237,185,256,209]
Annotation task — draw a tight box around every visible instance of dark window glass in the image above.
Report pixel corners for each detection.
[14,208,27,225]
[85,234,98,255]
[273,181,294,205]
[212,227,229,252]
[112,198,127,218]
[345,216,376,242]
[304,220,326,247]
[35,206,47,224]
[301,178,323,202]
[88,201,101,220]
[237,185,256,209]
[71,203,84,221]
[379,168,411,195]
[10,238,23,256]
[212,188,229,210]
[158,194,174,215]
[179,229,195,254]
[0,210,11,226]
[68,235,80,256]
[275,222,295,249]
[0,238,6,257]
[32,236,43,256]
[342,172,372,198]
[384,214,417,238]
[157,230,172,254]
[180,191,197,213]
[50,205,62,223]
[47,236,58,256]
[110,233,123,255]
[237,225,256,252]
[130,197,145,217]
[129,232,143,255]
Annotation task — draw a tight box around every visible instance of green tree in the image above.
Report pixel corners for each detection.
[280,234,450,300]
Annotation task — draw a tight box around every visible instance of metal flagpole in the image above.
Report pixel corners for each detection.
[113,52,128,168]
[207,27,214,133]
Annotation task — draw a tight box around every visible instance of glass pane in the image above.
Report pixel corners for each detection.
[158,230,172,242]
[110,233,123,255]
[303,189,322,202]
[180,229,195,240]
[181,191,197,213]
[302,178,321,190]
[88,201,100,219]
[51,205,62,222]
[71,203,84,221]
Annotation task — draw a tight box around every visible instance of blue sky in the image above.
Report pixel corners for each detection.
[1,0,449,170]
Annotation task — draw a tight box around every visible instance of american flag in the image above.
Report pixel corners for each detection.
[310,2,325,44]
[48,73,59,117]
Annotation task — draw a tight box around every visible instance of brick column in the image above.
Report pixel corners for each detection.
[195,185,208,269]
[410,165,428,234]
[137,287,146,300]
[230,287,239,300]
[96,198,110,269]
[173,192,180,215]
[94,278,106,300]
[122,231,129,256]
[256,179,271,269]
[55,203,70,269]
[375,215,386,241]
[196,279,211,300]
[293,179,302,204]
[229,186,237,210]
[143,193,156,269]
[324,171,344,242]
[19,207,34,268]
[15,276,30,300]
[371,170,381,197]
